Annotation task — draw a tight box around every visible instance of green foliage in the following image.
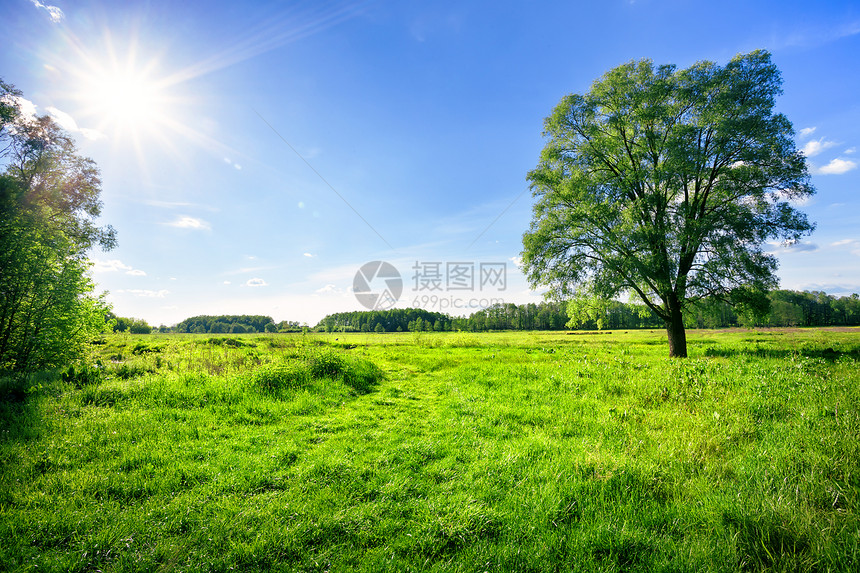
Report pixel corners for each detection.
[108,315,152,334]
[1,79,115,372]
[173,315,274,334]
[61,362,104,387]
[312,291,859,337]
[567,295,612,330]
[522,51,814,356]
[249,362,311,393]
[316,303,572,333]
[318,307,451,333]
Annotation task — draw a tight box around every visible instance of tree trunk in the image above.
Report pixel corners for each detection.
[665,296,688,358]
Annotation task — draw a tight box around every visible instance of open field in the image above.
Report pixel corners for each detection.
[2,328,859,572]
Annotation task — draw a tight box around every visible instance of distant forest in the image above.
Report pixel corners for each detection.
[117,289,860,334]
[314,290,860,332]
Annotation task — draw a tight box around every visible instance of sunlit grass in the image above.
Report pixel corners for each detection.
[1,328,859,571]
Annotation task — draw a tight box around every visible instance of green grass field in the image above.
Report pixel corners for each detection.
[2,328,859,572]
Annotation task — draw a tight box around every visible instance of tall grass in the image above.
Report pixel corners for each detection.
[1,328,858,571]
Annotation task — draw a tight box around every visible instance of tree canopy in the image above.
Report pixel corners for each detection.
[522,50,815,357]
[173,315,276,334]
[1,79,115,372]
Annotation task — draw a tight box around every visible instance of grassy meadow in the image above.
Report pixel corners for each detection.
[1,328,859,572]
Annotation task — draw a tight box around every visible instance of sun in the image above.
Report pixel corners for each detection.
[89,68,164,132]
[68,33,179,144]
[78,60,173,141]
[60,28,240,167]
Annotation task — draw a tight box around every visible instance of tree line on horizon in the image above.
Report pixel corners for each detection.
[118,289,860,335]
[310,290,860,333]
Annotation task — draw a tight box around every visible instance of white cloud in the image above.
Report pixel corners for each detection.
[830,239,860,256]
[845,147,856,155]
[29,0,64,23]
[47,107,105,140]
[303,252,315,258]
[798,127,817,139]
[224,265,275,276]
[790,283,860,297]
[509,256,523,268]
[9,96,38,121]
[143,200,221,212]
[801,137,838,157]
[45,106,77,131]
[789,242,820,252]
[92,258,132,273]
[91,258,147,276]
[223,157,243,170]
[79,128,106,140]
[46,106,106,141]
[813,158,858,175]
[245,278,268,287]
[315,284,341,293]
[767,240,819,253]
[223,280,232,285]
[166,216,211,230]
[116,289,170,298]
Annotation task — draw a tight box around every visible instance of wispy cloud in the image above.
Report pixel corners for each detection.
[223,157,243,170]
[303,252,315,258]
[830,239,860,256]
[245,278,268,287]
[771,20,860,49]
[223,265,277,276]
[143,200,194,209]
[46,106,105,141]
[767,241,819,253]
[161,4,365,90]
[166,216,211,230]
[29,0,64,23]
[91,258,147,276]
[813,158,858,175]
[92,259,132,273]
[845,147,856,155]
[798,127,817,139]
[6,96,38,121]
[801,137,838,158]
[115,289,170,298]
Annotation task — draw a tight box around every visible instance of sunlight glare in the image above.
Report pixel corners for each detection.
[91,69,161,131]
[69,30,178,148]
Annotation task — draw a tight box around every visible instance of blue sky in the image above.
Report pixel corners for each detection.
[3,0,859,326]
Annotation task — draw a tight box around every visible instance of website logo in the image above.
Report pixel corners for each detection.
[353,261,403,310]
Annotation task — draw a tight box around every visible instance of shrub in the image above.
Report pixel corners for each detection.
[249,348,383,395]
[111,363,155,380]
[250,363,311,393]
[62,362,104,388]
[308,348,383,392]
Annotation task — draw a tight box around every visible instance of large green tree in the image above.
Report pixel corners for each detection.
[522,51,814,357]
[1,79,115,372]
